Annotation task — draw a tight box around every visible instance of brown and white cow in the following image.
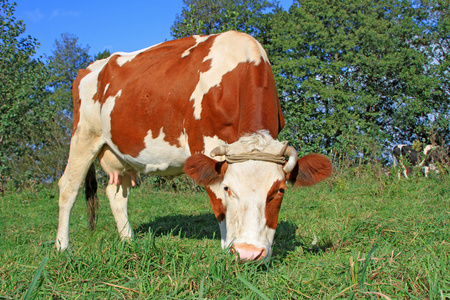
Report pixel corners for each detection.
[56,31,332,260]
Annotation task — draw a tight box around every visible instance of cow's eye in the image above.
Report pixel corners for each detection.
[224,186,231,193]
[277,188,285,195]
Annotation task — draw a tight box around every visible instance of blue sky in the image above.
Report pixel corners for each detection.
[15,1,293,59]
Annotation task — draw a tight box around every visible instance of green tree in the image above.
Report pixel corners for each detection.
[47,33,91,109]
[0,0,50,186]
[0,1,111,188]
[419,0,450,142]
[94,49,111,61]
[35,33,92,182]
[171,0,275,39]
[267,0,449,161]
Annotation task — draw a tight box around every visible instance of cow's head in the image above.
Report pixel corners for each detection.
[184,131,332,261]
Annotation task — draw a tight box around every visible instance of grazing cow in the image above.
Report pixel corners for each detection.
[392,144,445,178]
[56,31,332,261]
[421,145,449,176]
[393,145,417,178]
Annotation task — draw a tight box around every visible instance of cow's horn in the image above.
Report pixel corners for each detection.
[210,145,230,157]
[283,146,298,173]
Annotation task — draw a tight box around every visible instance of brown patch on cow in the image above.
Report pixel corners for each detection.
[185,61,285,152]
[287,154,332,186]
[237,61,285,138]
[184,154,227,186]
[72,68,91,135]
[205,187,226,222]
[265,180,287,229]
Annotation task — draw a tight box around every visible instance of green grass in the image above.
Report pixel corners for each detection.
[1,170,449,299]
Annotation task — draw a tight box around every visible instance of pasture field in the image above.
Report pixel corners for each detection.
[1,168,449,299]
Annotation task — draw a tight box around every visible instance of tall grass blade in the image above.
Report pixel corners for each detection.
[237,274,271,300]
[198,276,205,300]
[23,256,49,300]
[359,244,378,289]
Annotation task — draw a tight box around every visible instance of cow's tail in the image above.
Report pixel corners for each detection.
[85,164,99,231]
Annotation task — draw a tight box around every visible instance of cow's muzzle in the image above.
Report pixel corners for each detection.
[232,243,267,261]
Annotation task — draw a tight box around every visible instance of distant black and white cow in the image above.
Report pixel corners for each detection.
[393,144,447,178]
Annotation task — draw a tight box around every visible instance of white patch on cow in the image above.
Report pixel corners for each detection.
[115,44,161,67]
[77,62,107,128]
[423,144,435,155]
[101,90,122,143]
[77,63,110,134]
[178,131,190,155]
[181,35,211,58]
[203,135,227,157]
[266,227,276,244]
[118,128,190,176]
[190,31,269,120]
[87,57,110,72]
[104,83,110,95]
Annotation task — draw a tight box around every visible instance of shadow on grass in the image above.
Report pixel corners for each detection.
[135,213,220,240]
[271,222,334,259]
[135,214,333,260]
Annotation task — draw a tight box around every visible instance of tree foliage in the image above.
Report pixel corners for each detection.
[0,0,49,185]
[94,49,111,61]
[0,5,97,187]
[47,33,91,109]
[420,0,450,142]
[171,0,276,39]
[36,33,93,182]
[266,0,450,161]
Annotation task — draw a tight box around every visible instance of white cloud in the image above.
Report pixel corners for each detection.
[24,8,44,22]
[50,9,80,18]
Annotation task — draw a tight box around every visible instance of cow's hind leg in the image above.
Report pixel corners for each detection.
[98,146,135,241]
[56,129,103,250]
[106,175,133,241]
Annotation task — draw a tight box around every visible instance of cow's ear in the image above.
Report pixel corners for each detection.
[286,154,332,187]
[184,154,228,186]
